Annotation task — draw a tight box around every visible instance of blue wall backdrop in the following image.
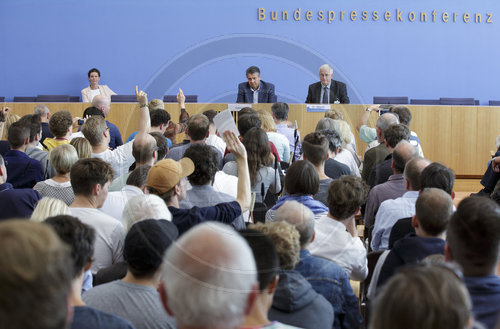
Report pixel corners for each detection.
[0,0,499,104]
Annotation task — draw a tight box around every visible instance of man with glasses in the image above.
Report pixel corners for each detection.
[306,64,349,104]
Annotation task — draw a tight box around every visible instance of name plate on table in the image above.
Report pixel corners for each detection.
[227,103,252,112]
[306,104,331,112]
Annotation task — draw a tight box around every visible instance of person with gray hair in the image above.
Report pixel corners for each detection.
[275,201,363,329]
[159,222,258,329]
[306,64,349,104]
[121,194,172,230]
[361,112,400,182]
[371,157,431,251]
[33,104,53,142]
[34,144,79,205]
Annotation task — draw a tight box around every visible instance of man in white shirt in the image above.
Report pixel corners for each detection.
[371,157,430,251]
[308,175,370,281]
[82,87,151,179]
[70,157,125,274]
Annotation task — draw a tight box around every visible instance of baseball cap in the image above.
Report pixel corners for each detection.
[124,219,179,272]
[146,158,194,194]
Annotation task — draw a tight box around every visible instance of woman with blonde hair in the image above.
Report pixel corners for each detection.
[30,197,70,222]
[33,144,78,205]
[258,110,290,164]
[70,137,92,159]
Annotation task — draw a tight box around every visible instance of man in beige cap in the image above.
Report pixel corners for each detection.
[146,131,251,235]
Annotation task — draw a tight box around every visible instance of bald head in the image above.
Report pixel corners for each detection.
[132,133,157,165]
[274,201,315,248]
[376,113,399,143]
[92,95,111,117]
[392,140,418,174]
[161,222,257,329]
[404,157,431,191]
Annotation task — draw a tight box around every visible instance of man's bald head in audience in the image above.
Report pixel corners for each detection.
[392,140,418,174]
[92,95,111,117]
[404,157,431,191]
[132,133,157,165]
[274,200,315,248]
[160,222,257,329]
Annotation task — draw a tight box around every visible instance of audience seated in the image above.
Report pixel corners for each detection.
[318,128,352,179]
[302,131,332,205]
[371,157,430,251]
[4,120,44,188]
[258,109,290,164]
[100,166,151,222]
[34,144,78,205]
[201,109,226,155]
[21,114,57,178]
[34,104,53,143]
[367,124,411,187]
[0,220,73,329]
[45,215,135,329]
[159,222,258,329]
[121,194,172,230]
[82,87,151,179]
[147,131,251,235]
[309,175,370,281]
[44,110,75,151]
[275,201,363,329]
[83,219,177,329]
[361,113,399,182]
[251,221,334,329]
[240,228,302,329]
[180,143,246,230]
[363,140,417,229]
[92,95,123,149]
[266,160,328,222]
[223,127,281,203]
[70,158,125,273]
[271,102,302,160]
[324,109,357,153]
[109,133,157,191]
[370,264,473,329]
[0,154,41,220]
[445,196,500,329]
[149,131,168,161]
[388,161,456,248]
[335,119,360,167]
[30,197,70,222]
[373,188,453,293]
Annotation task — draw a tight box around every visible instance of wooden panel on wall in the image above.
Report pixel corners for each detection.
[1,102,496,176]
[450,106,478,175]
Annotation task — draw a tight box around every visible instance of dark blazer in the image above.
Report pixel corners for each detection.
[237,80,277,103]
[305,80,350,104]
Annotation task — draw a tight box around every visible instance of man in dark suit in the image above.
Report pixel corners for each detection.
[237,66,277,103]
[306,64,349,104]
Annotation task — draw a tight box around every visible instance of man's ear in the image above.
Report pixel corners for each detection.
[411,214,418,228]
[158,282,175,316]
[83,261,92,271]
[24,136,30,146]
[93,184,101,197]
[451,191,455,200]
[310,230,316,243]
[444,243,452,262]
[267,275,279,295]
[173,184,181,197]
[243,282,259,317]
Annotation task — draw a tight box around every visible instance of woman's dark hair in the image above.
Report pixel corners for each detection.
[284,160,319,195]
[87,68,100,78]
[242,127,271,186]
